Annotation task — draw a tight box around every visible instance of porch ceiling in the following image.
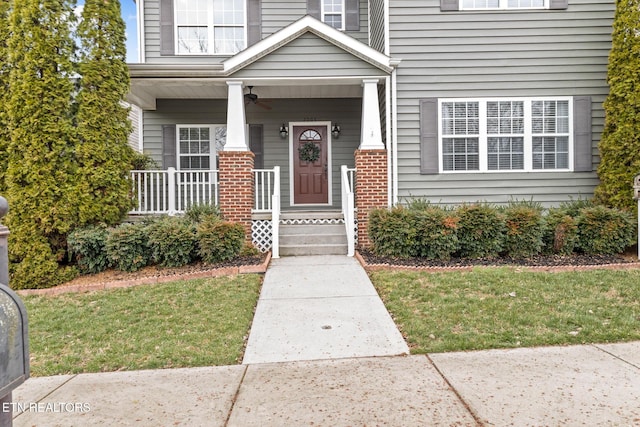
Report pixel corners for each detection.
[127,76,368,110]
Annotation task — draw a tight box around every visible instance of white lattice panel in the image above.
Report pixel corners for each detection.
[280,218,345,225]
[252,220,272,253]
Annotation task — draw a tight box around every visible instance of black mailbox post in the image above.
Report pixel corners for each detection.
[0,196,29,427]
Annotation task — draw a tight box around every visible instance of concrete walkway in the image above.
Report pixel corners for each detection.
[11,342,640,426]
[242,255,409,364]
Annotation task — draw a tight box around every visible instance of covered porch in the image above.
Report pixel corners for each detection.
[127,17,398,256]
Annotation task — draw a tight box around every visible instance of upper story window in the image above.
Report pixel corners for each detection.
[322,0,345,30]
[175,0,246,55]
[460,0,546,9]
[439,97,572,173]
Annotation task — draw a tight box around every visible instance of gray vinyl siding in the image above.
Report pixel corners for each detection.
[391,0,614,207]
[144,0,370,63]
[232,33,385,79]
[261,1,369,44]
[143,98,361,208]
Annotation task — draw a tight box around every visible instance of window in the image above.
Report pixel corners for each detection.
[460,0,546,9]
[175,0,245,55]
[177,125,226,169]
[438,98,572,173]
[322,0,345,29]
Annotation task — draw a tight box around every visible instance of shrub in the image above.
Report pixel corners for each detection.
[575,206,636,255]
[147,216,197,267]
[542,209,579,255]
[106,223,151,272]
[558,197,595,218]
[368,207,417,258]
[196,218,245,263]
[412,207,459,260]
[502,205,545,258]
[67,225,110,274]
[185,203,221,224]
[455,204,505,258]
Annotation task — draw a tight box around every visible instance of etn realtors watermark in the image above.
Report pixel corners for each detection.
[2,402,91,413]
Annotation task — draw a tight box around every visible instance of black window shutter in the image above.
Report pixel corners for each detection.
[162,125,177,169]
[420,98,439,175]
[307,0,321,19]
[345,0,359,31]
[440,0,459,11]
[573,96,592,172]
[247,0,262,47]
[160,0,175,56]
[249,124,264,169]
[549,0,569,9]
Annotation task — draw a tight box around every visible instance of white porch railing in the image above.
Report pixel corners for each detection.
[253,167,280,258]
[341,165,356,257]
[130,168,219,215]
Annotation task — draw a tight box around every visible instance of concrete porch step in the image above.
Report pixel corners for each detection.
[278,211,348,256]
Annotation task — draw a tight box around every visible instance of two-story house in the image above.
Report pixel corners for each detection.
[127,0,614,256]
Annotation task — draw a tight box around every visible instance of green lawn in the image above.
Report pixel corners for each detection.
[24,274,262,376]
[370,267,640,353]
[23,267,640,377]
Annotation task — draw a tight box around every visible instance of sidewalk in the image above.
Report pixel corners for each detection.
[11,342,640,426]
[9,255,640,426]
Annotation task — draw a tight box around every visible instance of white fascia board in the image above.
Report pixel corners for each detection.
[223,15,396,75]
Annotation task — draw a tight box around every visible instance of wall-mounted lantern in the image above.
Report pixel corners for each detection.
[331,124,341,139]
[279,124,288,139]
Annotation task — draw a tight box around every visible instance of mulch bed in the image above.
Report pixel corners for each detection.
[17,252,271,297]
[357,249,640,272]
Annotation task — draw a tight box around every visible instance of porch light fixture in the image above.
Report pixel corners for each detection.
[279,124,288,139]
[331,124,341,139]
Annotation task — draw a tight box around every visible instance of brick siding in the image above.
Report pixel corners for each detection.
[218,151,255,243]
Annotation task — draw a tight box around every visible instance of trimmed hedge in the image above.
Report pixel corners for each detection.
[67,225,110,274]
[576,206,636,255]
[368,201,636,260]
[147,216,197,267]
[542,209,579,255]
[502,205,545,258]
[106,223,151,272]
[196,218,245,263]
[455,204,505,259]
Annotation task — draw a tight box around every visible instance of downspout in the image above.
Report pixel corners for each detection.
[385,75,392,207]
[137,0,146,63]
[391,62,400,205]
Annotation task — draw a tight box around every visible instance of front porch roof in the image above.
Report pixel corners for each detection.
[128,16,399,110]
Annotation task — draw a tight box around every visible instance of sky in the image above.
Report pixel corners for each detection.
[76,0,139,63]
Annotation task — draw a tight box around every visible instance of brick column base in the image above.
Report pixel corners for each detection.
[354,149,388,249]
[218,151,254,244]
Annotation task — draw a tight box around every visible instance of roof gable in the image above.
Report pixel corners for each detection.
[223,15,395,76]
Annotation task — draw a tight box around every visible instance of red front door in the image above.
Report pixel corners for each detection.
[293,125,328,204]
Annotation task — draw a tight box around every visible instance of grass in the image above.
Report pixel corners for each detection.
[24,274,262,376]
[370,267,640,354]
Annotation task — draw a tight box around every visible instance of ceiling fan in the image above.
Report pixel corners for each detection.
[244,86,272,110]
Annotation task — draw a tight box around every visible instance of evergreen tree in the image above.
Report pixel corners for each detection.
[0,0,11,194]
[6,0,79,288]
[594,0,640,212]
[75,0,134,225]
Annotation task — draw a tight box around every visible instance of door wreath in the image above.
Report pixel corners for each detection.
[298,141,321,163]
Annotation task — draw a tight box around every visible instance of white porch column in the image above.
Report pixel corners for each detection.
[225,81,248,151]
[359,79,384,150]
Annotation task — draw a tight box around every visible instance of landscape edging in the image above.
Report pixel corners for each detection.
[16,251,272,297]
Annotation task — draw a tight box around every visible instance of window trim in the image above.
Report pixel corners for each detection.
[321,0,346,30]
[176,124,226,170]
[437,97,574,174]
[174,0,248,56]
[459,0,549,10]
